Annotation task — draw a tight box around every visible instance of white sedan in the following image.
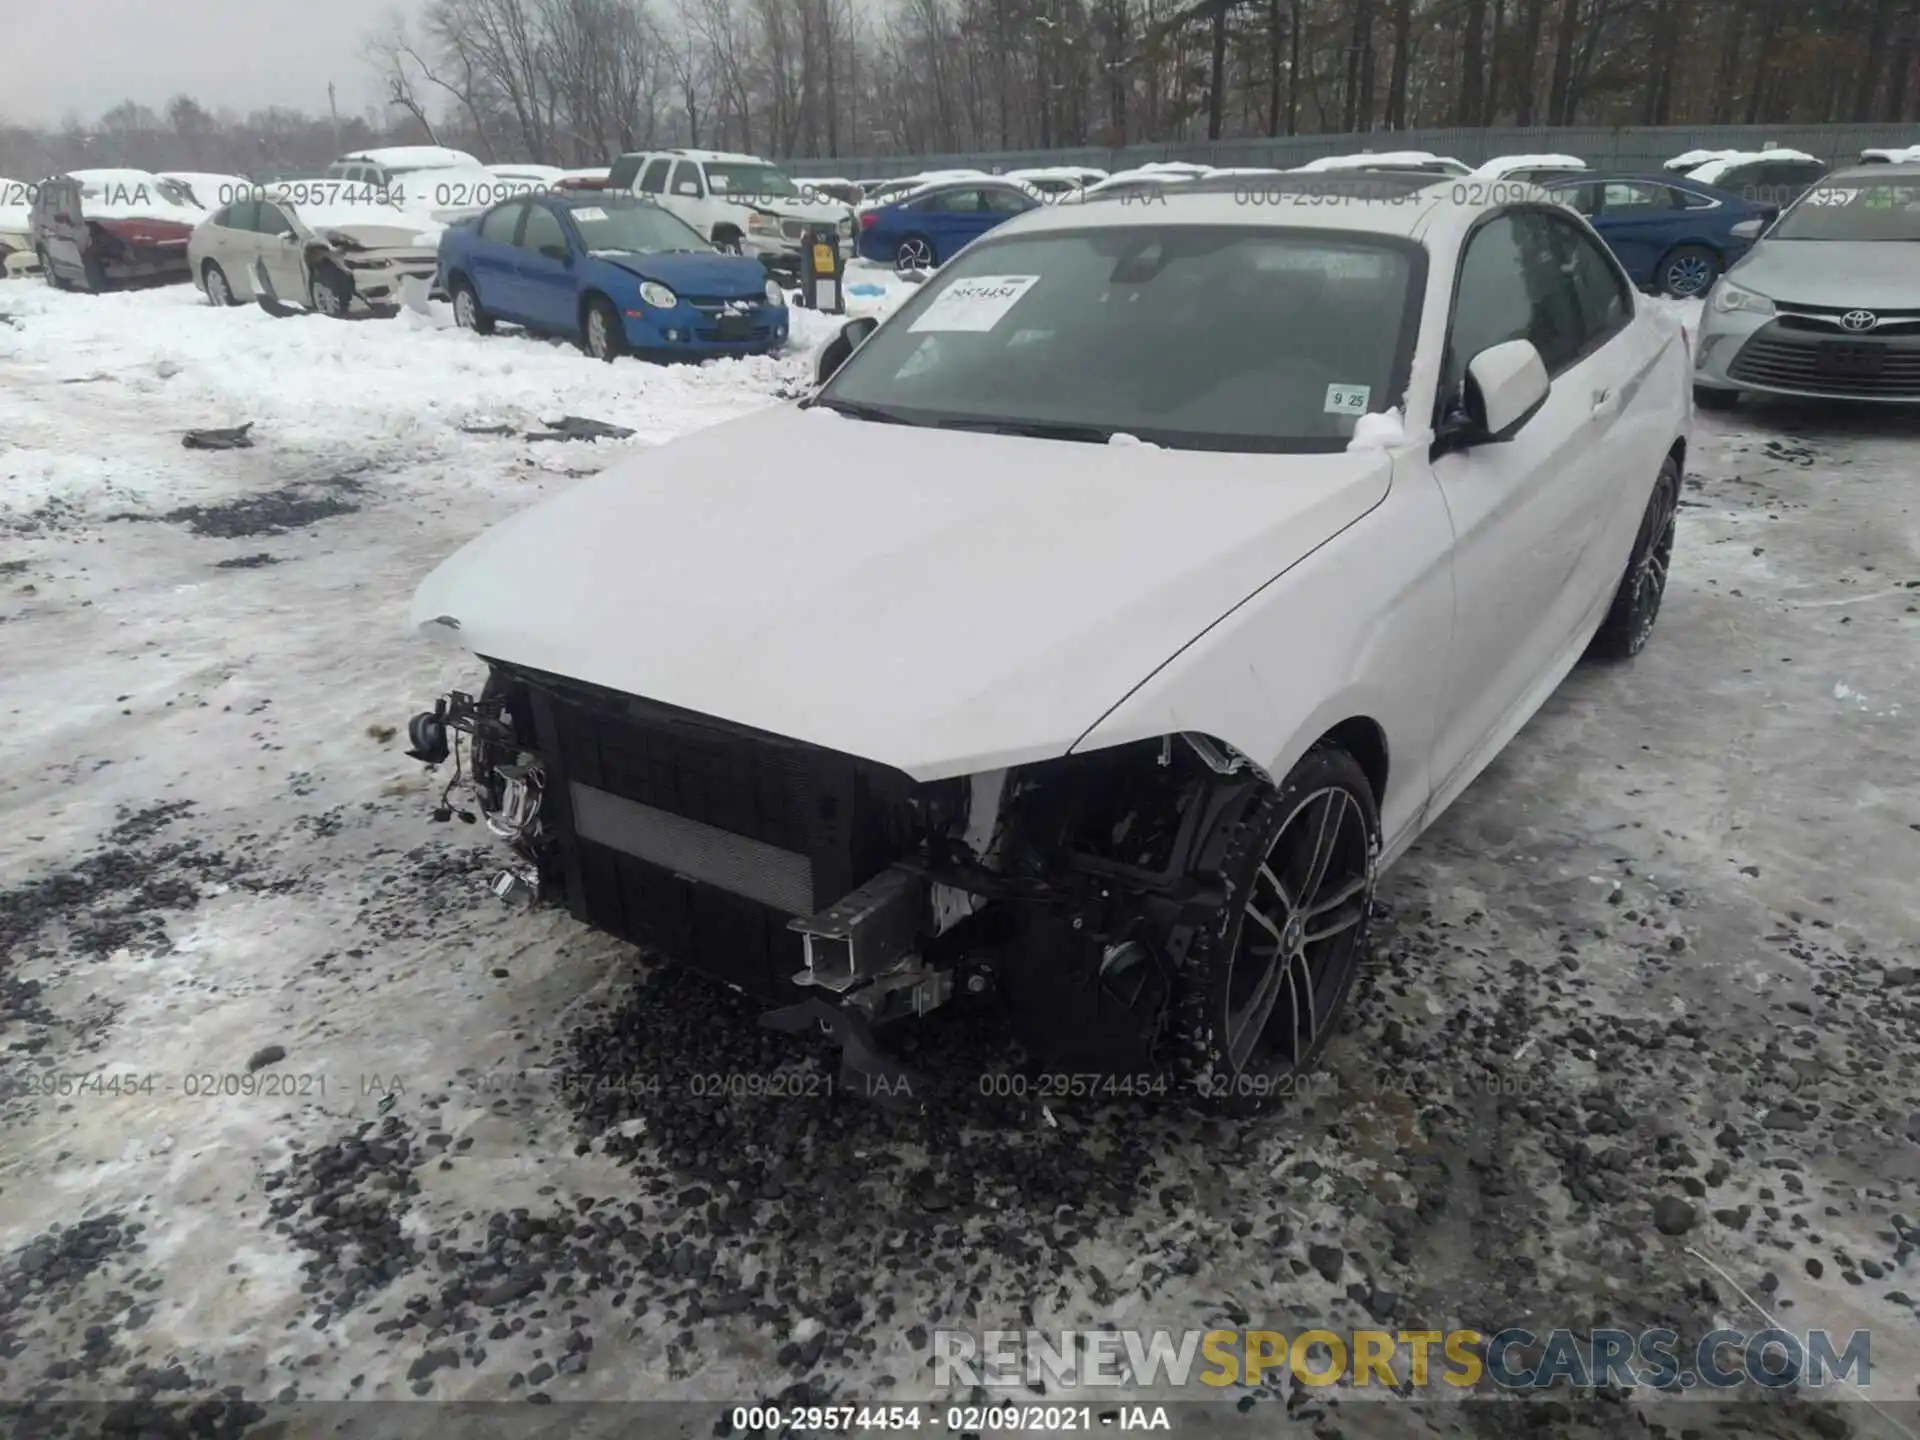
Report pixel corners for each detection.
[399,172,1689,1109]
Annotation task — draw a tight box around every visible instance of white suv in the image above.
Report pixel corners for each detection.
[605,149,854,272]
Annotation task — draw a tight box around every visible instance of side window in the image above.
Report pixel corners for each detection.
[226,198,260,232]
[1601,181,1669,211]
[930,188,984,213]
[209,206,231,227]
[639,159,671,194]
[520,205,566,254]
[669,161,704,197]
[607,155,643,190]
[1673,185,1717,209]
[1442,214,1535,410]
[1515,211,1603,374]
[1557,182,1601,218]
[479,202,525,244]
[256,202,293,236]
[1537,212,1632,351]
[325,162,350,178]
[984,187,1034,213]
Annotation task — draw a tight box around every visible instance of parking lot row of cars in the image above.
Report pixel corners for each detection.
[4,141,1916,393]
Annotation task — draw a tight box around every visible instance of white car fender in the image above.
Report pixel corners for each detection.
[1070,445,1456,861]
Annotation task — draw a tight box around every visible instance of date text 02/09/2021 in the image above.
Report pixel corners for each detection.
[728,1404,1172,1432]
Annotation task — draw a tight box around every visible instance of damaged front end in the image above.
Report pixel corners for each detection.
[405,666,1266,1110]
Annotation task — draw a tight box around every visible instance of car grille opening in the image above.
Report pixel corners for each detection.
[514,670,917,996]
[1726,327,1920,399]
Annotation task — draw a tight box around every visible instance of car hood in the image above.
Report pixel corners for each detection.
[1730,240,1920,307]
[588,249,769,297]
[409,406,1393,780]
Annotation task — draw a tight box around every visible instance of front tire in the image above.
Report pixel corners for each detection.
[1693,384,1739,412]
[1589,453,1680,660]
[308,264,352,318]
[582,296,626,362]
[1171,745,1379,1114]
[1657,244,1719,298]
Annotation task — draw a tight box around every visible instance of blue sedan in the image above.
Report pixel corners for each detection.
[1541,173,1774,298]
[856,179,1043,271]
[439,192,789,361]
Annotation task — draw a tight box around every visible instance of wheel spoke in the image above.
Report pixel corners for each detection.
[1300,790,1348,904]
[1286,943,1318,1055]
[1243,902,1287,949]
[1256,861,1297,914]
[1225,954,1285,1070]
[1304,904,1366,944]
[1304,871,1367,919]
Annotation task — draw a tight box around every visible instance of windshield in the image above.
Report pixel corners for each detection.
[818,226,1421,452]
[568,197,709,252]
[1772,180,1920,240]
[704,163,797,202]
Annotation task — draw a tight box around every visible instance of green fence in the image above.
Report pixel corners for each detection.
[780,123,1917,178]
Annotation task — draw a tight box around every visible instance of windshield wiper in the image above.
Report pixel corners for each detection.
[932,418,1115,444]
[807,398,921,425]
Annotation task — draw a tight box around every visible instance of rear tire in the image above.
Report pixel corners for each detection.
[203,261,236,307]
[1171,745,1379,1115]
[894,234,936,271]
[1657,244,1719,298]
[1692,384,1739,412]
[450,275,493,334]
[1589,453,1680,660]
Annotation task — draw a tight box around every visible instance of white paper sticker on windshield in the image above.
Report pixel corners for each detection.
[1325,384,1371,415]
[571,206,608,221]
[910,275,1041,332]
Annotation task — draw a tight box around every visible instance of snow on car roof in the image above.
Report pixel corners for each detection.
[487,163,565,181]
[1685,149,1822,184]
[1295,151,1463,172]
[1473,153,1587,177]
[1663,148,1743,171]
[1007,166,1108,182]
[64,169,204,222]
[0,180,28,233]
[1861,145,1920,162]
[340,146,481,170]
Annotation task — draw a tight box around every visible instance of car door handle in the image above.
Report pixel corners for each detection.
[1591,388,1618,418]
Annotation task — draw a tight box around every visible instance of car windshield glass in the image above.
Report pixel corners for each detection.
[704,163,797,201]
[1773,180,1920,240]
[818,226,1420,452]
[568,197,709,252]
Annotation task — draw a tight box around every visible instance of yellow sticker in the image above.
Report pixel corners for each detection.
[812,242,836,274]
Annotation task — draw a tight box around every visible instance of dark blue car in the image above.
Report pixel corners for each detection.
[439,192,789,361]
[1541,173,1775,298]
[856,179,1042,271]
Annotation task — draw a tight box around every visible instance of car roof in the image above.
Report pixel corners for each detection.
[340,146,478,168]
[1823,161,1920,180]
[621,148,770,164]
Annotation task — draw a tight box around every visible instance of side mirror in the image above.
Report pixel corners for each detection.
[278,231,297,242]
[539,244,570,263]
[1453,338,1549,443]
[815,316,879,386]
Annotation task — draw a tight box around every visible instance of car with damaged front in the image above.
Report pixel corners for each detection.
[189,184,442,315]
[401,172,1690,1112]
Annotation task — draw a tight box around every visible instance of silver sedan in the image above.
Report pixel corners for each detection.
[189,187,442,316]
[1694,163,1920,408]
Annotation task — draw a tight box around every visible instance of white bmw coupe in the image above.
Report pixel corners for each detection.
[401,170,1690,1111]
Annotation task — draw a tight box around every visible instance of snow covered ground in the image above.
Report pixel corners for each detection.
[2,271,1918,1440]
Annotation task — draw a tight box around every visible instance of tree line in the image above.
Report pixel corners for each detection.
[2,0,1914,177]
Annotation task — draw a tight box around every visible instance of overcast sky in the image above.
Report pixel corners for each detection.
[7,0,411,126]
